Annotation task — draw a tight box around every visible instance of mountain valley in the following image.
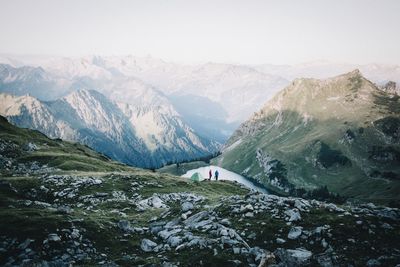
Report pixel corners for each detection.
[0,89,217,168]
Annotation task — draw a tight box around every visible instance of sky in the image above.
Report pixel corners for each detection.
[0,0,399,65]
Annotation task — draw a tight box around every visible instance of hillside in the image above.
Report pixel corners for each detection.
[0,89,218,168]
[1,116,400,266]
[217,70,400,204]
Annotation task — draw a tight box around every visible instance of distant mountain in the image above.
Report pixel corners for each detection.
[166,63,289,123]
[88,57,290,138]
[0,56,290,138]
[0,89,218,168]
[0,64,71,100]
[254,60,400,86]
[168,94,238,143]
[2,55,400,143]
[217,70,400,202]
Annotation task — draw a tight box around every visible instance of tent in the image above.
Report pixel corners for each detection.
[190,172,203,182]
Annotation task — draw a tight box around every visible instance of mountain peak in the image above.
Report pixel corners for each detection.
[253,69,385,124]
[345,68,362,77]
[331,69,364,82]
[66,89,105,101]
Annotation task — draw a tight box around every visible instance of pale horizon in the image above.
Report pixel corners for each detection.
[0,0,399,65]
[1,53,400,68]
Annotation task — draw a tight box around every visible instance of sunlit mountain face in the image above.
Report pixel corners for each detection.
[218,70,400,202]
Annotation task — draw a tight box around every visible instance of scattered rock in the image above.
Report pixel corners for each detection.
[275,248,312,266]
[141,239,157,252]
[47,234,61,242]
[276,238,286,244]
[288,226,303,240]
[151,196,165,208]
[284,209,301,222]
[118,220,133,232]
[70,229,80,239]
[181,201,194,212]
[245,212,254,218]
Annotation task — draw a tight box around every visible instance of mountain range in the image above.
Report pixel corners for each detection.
[217,70,400,203]
[0,89,217,168]
[1,55,400,172]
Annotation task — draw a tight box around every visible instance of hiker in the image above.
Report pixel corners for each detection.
[209,169,212,180]
[215,170,219,181]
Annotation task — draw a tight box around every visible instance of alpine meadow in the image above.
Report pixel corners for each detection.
[0,1,399,266]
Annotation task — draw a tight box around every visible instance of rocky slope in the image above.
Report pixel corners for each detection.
[1,116,399,266]
[217,70,400,204]
[0,89,218,168]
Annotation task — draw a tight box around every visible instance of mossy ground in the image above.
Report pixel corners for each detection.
[0,170,249,266]
[157,161,208,176]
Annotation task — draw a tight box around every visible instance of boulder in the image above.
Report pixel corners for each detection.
[284,209,301,222]
[315,252,335,267]
[167,236,182,247]
[184,211,209,227]
[245,212,254,218]
[47,233,61,242]
[158,229,182,240]
[275,248,312,266]
[140,239,157,252]
[240,204,254,213]
[288,226,303,240]
[220,229,229,236]
[117,220,133,232]
[276,238,286,244]
[70,229,80,239]
[181,202,194,212]
[151,196,165,208]
[220,218,232,226]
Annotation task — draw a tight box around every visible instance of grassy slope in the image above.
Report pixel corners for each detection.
[157,161,208,176]
[0,115,247,202]
[216,72,400,203]
[0,115,247,265]
[0,116,133,173]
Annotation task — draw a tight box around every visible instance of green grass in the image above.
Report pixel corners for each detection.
[217,78,400,204]
[157,161,208,176]
[0,168,249,266]
[0,116,133,174]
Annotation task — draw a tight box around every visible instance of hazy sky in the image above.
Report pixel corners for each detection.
[0,0,399,65]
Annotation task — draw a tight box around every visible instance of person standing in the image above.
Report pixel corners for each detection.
[215,170,219,181]
[209,169,212,181]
